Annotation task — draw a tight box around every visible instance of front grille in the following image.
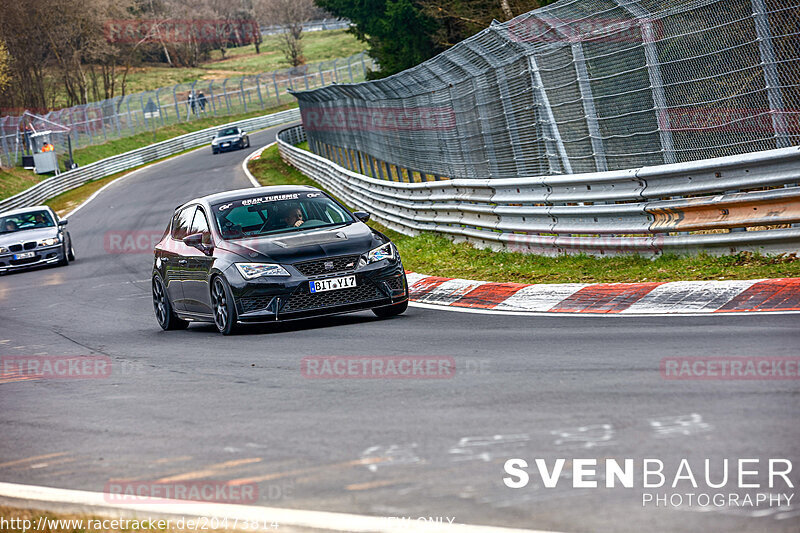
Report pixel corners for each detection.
[293,255,361,277]
[282,283,383,313]
[385,276,405,292]
[240,295,274,314]
[7,242,36,252]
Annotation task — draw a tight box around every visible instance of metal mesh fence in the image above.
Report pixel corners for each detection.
[0,52,373,169]
[294,0,800,180]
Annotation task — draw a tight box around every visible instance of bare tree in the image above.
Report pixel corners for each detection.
[257,0,321,67]
[0,40,11,95]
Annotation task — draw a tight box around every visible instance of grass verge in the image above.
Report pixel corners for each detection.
[249,145,800,283]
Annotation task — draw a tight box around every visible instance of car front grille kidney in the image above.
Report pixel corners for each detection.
[292,255,360,277]
[8,242,37,252]
[282,283,383,313]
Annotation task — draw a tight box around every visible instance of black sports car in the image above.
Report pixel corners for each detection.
[151,185,408,334]
[211,127,250,154]
[0,206,75,273]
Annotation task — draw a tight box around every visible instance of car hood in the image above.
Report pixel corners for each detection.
[220,222,381,264]
[0,227,58,246]
[214,134,241,143]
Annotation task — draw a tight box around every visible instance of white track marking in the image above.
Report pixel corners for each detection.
[494,283,589,312]
[411,278,484,305]
[408,300,800,318]
[0,482,563,533]
[619,279,764,314]
[242,142,276,187]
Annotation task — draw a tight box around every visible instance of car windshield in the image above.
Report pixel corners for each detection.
[0,210,55,234]
[218,128,239,137]
[212,192,354,240]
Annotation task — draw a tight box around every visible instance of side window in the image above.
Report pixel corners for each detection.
[171,206,194,240]
[190,207,212,245]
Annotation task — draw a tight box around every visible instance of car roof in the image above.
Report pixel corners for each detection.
[180,185,322,209]
[0,205,55,218]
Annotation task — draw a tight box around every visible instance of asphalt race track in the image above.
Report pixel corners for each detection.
[1,124,798,532]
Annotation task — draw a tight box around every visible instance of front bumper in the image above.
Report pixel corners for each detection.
[0,244,64,272]
[213,139,245,152]
[226,259,408,323]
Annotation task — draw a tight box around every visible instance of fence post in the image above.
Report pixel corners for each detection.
[535,14,608,172]
[272,72,281,105]
[172,85,182,122]
[751,0,789,149]
[528,54,572,174]
[239,77,247,112]
[222,79,232,114]
[611,0,676,164]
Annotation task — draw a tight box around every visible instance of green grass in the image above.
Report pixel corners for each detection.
[43,30,364,106]
[249,145,800,283]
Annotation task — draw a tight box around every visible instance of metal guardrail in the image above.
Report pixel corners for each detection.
[0,109,301,213]
[277,124,800,256]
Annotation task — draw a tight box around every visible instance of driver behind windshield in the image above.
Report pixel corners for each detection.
[33,213,52,227]
[3,220,18,233]
[282,204,305,228]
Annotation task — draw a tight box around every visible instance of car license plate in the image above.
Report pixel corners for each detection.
[310,275,356,293]
[13,252,35,260]
[221,142,229,147]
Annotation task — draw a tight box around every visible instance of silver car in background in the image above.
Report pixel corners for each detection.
[211,127,250,154]
[0,206,75,273]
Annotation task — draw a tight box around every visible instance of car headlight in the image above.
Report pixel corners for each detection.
[0,246,7,254]
[38,237,60,247]
[366,242,395,264]
[235,263,290,279]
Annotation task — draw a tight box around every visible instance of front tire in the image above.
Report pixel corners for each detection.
[66,234,75,261]
[57,240,70,266]
[211,276,239,335]
[372,299,408,318]
[153,275,189,330]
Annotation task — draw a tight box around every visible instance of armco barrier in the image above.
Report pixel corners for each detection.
[0,109,300,213]
[277,124,800,256]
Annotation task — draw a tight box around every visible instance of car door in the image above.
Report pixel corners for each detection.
[181,206,215,315]
[163,206,194,311]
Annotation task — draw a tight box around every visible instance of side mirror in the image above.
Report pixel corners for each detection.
[183,233,203,247]
[353,211,370,223]
[58,219,68,226]
[240,131,247,136]
[183,233,212,254]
